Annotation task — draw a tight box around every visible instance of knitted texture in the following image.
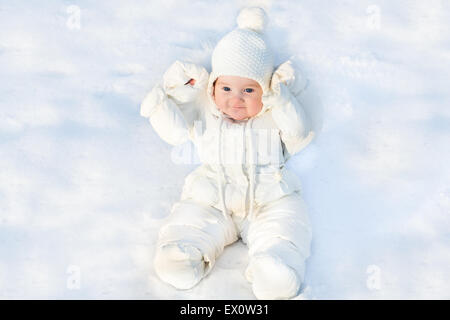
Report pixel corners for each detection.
[209,7,274,93]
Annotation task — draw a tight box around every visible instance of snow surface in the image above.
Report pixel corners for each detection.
[0,0,449,299]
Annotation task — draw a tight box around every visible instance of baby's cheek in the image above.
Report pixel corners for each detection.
[214,94,226,110]
[213,88,221,103]
[254,98,263,110]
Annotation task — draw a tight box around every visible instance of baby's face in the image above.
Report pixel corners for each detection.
[213,76,263,121]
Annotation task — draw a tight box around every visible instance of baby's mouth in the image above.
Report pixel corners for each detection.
[232,105,246,109]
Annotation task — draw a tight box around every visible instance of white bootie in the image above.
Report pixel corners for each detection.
[154,242,206,290]
[246,254,301,300]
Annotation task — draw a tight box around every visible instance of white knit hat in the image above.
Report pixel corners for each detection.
[207,7,274,98]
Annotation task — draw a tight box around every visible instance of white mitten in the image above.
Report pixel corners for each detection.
[163,60,209,104]
[263,60,314,152]
[272,60,309,96]
[262,81,291,110]
[140,84,165,118]
[262,60,309,109]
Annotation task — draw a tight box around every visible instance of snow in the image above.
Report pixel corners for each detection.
[1,0,449,299]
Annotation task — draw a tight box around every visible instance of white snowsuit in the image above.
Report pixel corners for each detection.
[140,59,314,299]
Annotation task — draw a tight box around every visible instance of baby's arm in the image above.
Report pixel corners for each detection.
[140,61,208,146]
[264,61,314,157]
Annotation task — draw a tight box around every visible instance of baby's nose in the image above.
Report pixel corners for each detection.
[231,91,245,100]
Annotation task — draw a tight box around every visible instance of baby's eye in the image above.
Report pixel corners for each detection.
[222,87,231,92]
[244,88,254,93]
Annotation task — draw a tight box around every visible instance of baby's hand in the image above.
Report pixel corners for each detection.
[262,82,290,109]
[162,61,208,104]
[164,61,205,90]
[271,60,309,97]
[262,60,303,109]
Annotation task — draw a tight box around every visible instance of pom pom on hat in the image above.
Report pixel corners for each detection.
[236,7,267,34]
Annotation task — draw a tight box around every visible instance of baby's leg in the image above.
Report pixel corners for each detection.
[154,199,238,290]
[244,193,312,299]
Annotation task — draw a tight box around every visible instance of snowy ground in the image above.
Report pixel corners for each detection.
[0,0,449,299]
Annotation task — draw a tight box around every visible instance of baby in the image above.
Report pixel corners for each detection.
[140,7,314,299]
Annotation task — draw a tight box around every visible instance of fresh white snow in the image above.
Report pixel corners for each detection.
[0,0,449,299]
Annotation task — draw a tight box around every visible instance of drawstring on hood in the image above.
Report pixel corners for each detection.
[245,117,257,221]
[215,112,258,222]
[216,116,228,220]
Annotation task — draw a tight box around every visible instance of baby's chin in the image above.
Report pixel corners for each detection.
[224,110,250,121]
